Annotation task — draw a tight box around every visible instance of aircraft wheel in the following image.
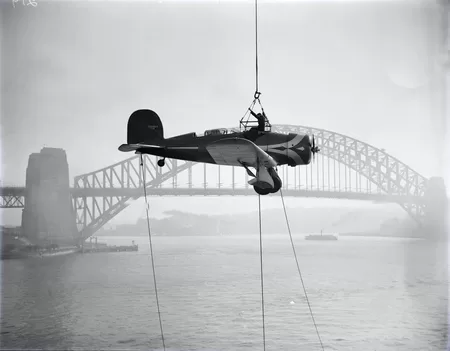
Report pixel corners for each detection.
[254,186,271,195]
[157,159,165,167]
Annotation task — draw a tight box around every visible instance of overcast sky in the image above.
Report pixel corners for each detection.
[0,0,447,225]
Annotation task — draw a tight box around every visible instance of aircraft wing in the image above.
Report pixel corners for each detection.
[205,137,277,168]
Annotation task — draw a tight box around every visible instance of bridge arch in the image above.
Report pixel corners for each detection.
[272,124,427,223]
[72,124,428,240]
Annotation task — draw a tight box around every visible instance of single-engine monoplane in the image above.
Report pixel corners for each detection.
[119,109,320,195]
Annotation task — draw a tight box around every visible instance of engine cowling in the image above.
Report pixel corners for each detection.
[285,133,313,166]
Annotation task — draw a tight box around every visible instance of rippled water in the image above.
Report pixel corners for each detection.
[2,235,449,350]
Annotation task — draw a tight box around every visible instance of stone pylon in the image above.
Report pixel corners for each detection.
[21,148,78,247]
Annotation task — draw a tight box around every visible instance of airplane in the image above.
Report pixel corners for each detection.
[118,109,320,195]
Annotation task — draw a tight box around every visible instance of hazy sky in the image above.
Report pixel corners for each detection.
[0,0,447,225]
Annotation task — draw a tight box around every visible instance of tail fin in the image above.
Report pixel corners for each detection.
[127,109,164,145]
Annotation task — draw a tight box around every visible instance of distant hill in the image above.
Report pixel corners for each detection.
[97,204,416,237]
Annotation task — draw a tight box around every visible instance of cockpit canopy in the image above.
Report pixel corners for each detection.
[203,128,239,136]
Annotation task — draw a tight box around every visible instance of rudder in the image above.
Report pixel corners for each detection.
[127,109,164,145]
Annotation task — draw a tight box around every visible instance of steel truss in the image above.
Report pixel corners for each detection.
[73,157,192,240]
[273,124,427,223]
[0,187,26,208]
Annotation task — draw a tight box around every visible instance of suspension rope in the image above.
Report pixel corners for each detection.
[257,194,266,351]
[240,0,266,132]
[139,154,166,351]
[279,188,325,351]
[254,0,259,94]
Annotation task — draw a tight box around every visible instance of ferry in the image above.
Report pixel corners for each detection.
[305,230,338,241]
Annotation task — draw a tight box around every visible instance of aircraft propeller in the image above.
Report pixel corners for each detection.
[311,134,320,162]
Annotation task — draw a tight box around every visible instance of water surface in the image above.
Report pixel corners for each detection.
[2,235,448,350]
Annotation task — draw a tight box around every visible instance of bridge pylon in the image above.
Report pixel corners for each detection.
[422,177,448,241]
[21,148,78,246]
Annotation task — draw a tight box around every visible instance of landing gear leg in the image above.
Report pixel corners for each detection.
[157,158,165,167]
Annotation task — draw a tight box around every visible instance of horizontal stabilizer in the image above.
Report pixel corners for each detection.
[118,143,162,152]
[119,144,140,152]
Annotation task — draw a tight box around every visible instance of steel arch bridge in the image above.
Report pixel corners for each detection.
[70,124,428,240]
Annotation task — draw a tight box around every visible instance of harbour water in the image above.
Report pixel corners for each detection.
[2,234,449,350]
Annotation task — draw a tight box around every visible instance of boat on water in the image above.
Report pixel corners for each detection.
[305,230,338,241]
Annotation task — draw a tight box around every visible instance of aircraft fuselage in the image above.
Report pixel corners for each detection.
[139,129,312,167]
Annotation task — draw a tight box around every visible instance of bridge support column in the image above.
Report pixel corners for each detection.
[422,177,448,241]
[21,148,78,247]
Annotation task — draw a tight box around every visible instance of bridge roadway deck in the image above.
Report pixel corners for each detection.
[0,186,424,204]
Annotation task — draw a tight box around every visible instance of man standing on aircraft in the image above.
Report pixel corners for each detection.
[256,112,265,131]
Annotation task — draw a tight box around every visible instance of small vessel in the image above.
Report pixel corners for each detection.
[305,230,338,241]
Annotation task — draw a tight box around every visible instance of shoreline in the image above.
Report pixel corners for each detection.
[1,247,79,260]
[95,232,422,240]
